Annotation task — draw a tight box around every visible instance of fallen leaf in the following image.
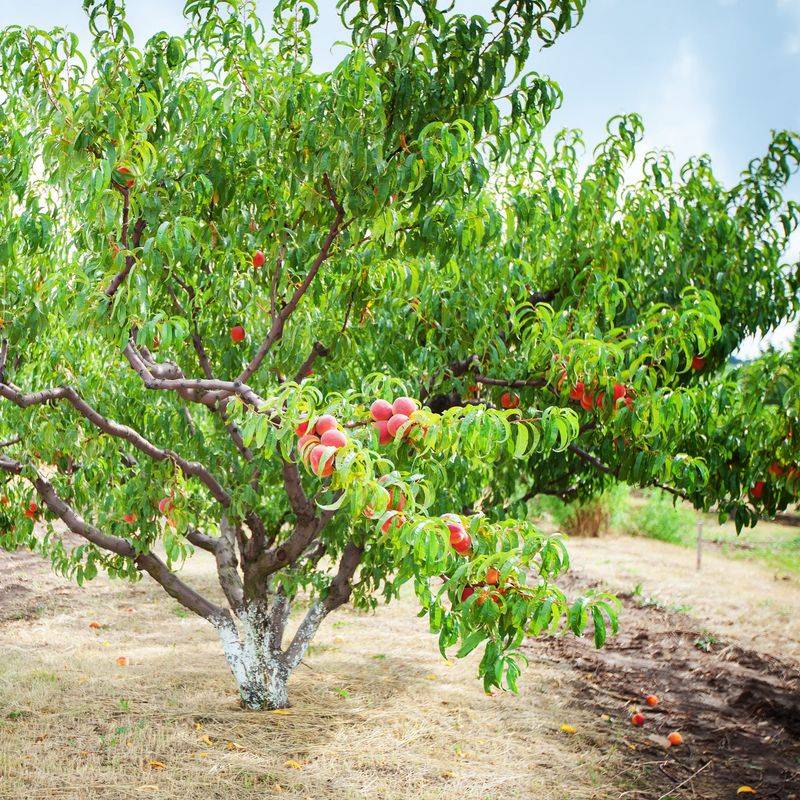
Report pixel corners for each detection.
[226,741,245,751]
[89,621,102,630]
[737,788,756,796]
[200,734,214,746]
[193,722,203,731]
[560,724,577,734]
[136,786,159,792]
[284,759,302,769]
[35,734,47,743]
[271,708,291,715]
[116,656,128,667]
[425,673,437,680]
[441,770,455,778]
[147,760,166,770]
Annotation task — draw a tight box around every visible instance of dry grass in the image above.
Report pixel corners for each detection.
[567,534,800,663]
[0,552,631,800]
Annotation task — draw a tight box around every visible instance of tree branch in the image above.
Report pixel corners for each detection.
[294,341,330,382]
[104,217,146,299]
[237,176,345,384]
[0,381,232,508]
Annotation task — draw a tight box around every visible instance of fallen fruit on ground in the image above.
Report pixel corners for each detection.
[631,713,645,727]
[645,694,658,707]
[667,731,683,746]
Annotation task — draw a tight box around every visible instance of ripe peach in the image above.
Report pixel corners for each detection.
[320,429,348,448]
[667,731,683,746]
[114,165,135,189]
[230,325,246,343]
[500,392,520,409]
[314,414,338,436]
[0,495,8,506]
[691,355,706,371]
[252,250,265,268]
[569,381,585,401]
[23,501,39,519]
[485,567,501,586]
[370,399,394,421]
[645,694,658,707]
[392,396,418,417]
[447,522,471,555]
[158,497,173,515]
[387,413,409,438]
[750,481,765,500]
[123,513,137,525]
[613,383,627,403]
[381,514,405,534]
[630,713,645,727]
[461,586,476,602]
[580,391,594,410]
[373,420,392,445]
[309,444,336,477]
[595,391,605,409]
[768,462,784,477]
[295,421,309,437]
[297,433,320,456]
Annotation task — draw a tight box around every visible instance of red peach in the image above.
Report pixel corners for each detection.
[569,381,585,401]
[595,392,605,409]
[320,429,348,449]
[314,414,338,436]
[613,383,627,403]
[370,399,394,421]
[768,462,784,477]
[309,444,336,477]
[691,355,706,371]
[500,392,520,409]
[645,694,658,707]
[447,523,471,555]
[373,420,392,445]
[461,586,476,602]
[123,513,137,525]
[381,514,405,534]
[750,481,765,500]
[230,325,246,343]
[667,731,683,746]
[580,392,594,411]
[392,396,418,416]
[297,433,320,456]
[631,713,645,727]
[387,413,409,438]
[295,421,309,437]
[252,250,265,268]
[485,567,501,586]
[0,495,9,506]
[114,165,135,189]
[158,497,173,515]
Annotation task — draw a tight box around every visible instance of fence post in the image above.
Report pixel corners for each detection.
[696,518,703,571]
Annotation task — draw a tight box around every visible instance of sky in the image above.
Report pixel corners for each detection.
[1,0,798,355]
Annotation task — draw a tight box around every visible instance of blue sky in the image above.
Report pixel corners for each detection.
[2,0,798,353]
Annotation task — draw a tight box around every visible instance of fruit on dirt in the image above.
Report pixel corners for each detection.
[387,413,409,437]
[370,399,394,421]
[645,694,658,707]
[392,396,418,416]
[230,325,246,343]
[667,731,683,746]
[485,567,501,586]
[500,392,520,409]
[630,713,645,727]
[320,429,348,448]
[750,481,765,499]
[123,513,137,524]
[691,355,706,371]
[158,497,173,515]
[252,250,265,268]
[314,414,338,436]
[309,444,336,477]
[373,420,392,445]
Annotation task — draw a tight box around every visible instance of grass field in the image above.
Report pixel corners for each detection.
[0,517,798,799]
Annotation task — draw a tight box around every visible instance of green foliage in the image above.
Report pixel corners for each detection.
[0,0,797,701]
[624,490,695,545]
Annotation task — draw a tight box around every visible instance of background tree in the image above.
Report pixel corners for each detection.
[0,0,797,710]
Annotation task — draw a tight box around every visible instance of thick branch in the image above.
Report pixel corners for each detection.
[237,178,345,384]
[294,341,330,382]
[0,382,231,508]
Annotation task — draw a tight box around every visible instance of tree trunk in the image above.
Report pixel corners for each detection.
[213,610,291,710]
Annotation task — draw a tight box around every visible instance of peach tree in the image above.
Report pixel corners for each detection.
[0,0,798,710]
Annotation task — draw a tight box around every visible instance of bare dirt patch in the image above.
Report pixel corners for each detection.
[528,568,800,799]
